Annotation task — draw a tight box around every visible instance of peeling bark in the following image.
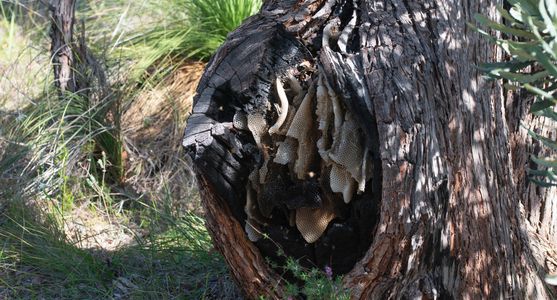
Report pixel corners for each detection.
[183,0,556,298]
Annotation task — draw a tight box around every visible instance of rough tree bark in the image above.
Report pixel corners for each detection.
[183,0,557,298]
[50,0,76,93]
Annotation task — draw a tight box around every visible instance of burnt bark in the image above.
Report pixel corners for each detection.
[183,0,557,298]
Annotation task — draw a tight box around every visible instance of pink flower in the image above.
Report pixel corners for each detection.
[324,266,333,280]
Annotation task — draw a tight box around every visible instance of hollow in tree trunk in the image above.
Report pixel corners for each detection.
[183,0,557,298]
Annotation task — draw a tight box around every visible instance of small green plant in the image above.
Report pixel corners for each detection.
[281,257,350,300]
[264,246,350,299]
[475,0,557,186]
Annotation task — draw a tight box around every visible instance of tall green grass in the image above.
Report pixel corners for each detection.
[0,0,264,298]
[6,90,123,210]
[0,202,115,298]
[0,2,17,60]
[0,1,49,111]
[124,0,262,79]
[0,197,229,299]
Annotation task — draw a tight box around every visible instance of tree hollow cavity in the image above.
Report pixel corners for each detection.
[246,66,381,275]
[183,1,381,276]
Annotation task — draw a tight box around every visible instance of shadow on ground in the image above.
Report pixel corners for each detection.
[0,198,244,299]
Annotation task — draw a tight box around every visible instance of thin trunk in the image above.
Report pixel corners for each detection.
[50,0,76,93]
[184,0,557,298]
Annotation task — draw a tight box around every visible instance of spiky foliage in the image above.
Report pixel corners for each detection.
[476,0,557,186]
[4,89,123,211]
[124,0,262,79]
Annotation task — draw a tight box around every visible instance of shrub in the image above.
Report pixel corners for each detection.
[475,0,557,186]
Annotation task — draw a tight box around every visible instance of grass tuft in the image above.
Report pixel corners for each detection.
[0,0,266,298]
[124,0,262,80]
[0,202,115,298]
[6,89,123,207]
[0,198,232,299]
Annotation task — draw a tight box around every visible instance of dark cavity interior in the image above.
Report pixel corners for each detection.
[184,2,382,276]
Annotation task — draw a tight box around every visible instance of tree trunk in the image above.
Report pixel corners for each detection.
[50,0,76,93]
[183,0,557,298]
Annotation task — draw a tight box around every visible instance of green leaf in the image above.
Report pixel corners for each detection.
[497,5,522,24]
[530,98,557,113]
[531,155,557,168]
[508,0,539,19]
[496,39,538,61]
[525,126,557,152]
[533,106,557,121]
[475,14,537,38]
[545,273,557,285]
[525,15,557,61]
[529,177,557,187]
[497,70,549,83]
[547,169,557,181]
[528,168,557,181]
[539,0,557,38]
[477,61,532,73]
[546,0,557,19]
[527,168,552,176]
[524,83,556,100]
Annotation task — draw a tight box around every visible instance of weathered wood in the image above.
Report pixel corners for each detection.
[49,1,107,100]
[197,175,286,298]
[50,0,76,93]
[183,0,557,298]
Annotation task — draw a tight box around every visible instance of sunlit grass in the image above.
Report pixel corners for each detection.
[0,0,262,298]
[0,197,228,299]
[4,90,123,208]
[0,1,48,111]
[123,0,262,80]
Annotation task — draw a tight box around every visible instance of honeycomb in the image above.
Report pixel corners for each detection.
[241,70,371,244]
[274,138,297,165]
[286,84,316,179]
[329,163,356,203]
[296,206,335,243]
[329,112,362,175]
[233,110,248,130]
[245,220,262,242]
[247,113,267,149]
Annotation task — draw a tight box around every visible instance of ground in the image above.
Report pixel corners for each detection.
[0,22,242,296]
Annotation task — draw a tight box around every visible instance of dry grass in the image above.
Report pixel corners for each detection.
[122,61,204,211]
[0,60,241,298]
[0,1,247,298]
[0,2,48,112]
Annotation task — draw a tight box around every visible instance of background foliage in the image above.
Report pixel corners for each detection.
[476,0,557,186]
[0,0,260,298]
